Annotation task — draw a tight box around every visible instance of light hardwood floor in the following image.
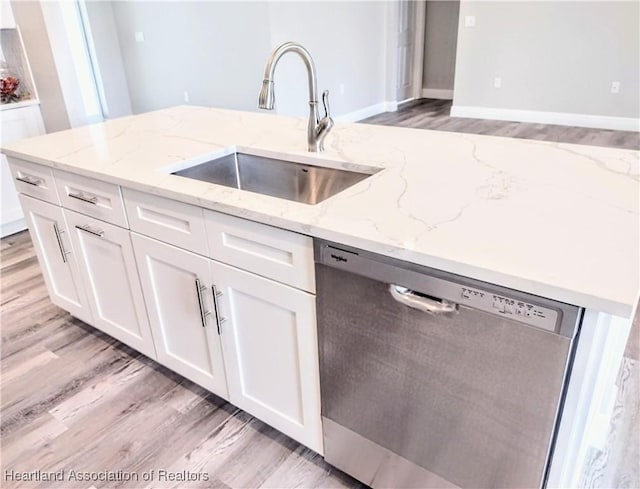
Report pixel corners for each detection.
[1,100,638,488]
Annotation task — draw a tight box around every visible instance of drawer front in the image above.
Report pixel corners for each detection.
[204,210,315,293]
[55,170,127,227]
[7,158,60,204]
[123,188,208,255]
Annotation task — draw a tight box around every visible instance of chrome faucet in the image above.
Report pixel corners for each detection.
[258,42,334,152]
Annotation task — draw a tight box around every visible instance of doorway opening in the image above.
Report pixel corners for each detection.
[395,1,460,105]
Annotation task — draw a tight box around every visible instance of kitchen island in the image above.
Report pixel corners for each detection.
[2,106,638,488]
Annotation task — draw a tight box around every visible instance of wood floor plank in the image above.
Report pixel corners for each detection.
[1,346,58,386]
[1,413,69,467]
[260,445,360,489]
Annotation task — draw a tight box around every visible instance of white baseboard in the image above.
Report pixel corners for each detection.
[421,88,454,100]
[450,105,640,132]
[1,217,27,238]
[335,101,398,123]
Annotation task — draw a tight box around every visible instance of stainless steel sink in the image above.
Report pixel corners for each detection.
[172,152,376,205]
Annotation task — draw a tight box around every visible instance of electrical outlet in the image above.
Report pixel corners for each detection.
[610,81,621,94]
[464,15,476,28]
[493,77,502,89]
[183,91,190,103]
[339,84,345,95]
[134,31,145,43]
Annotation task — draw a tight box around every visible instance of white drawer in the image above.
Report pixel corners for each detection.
[54,170,127,228]
[123,188,208,256]
[204,210,315,293]
[7,158,60,205]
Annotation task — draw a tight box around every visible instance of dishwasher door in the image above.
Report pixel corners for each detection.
[316,242,581,489]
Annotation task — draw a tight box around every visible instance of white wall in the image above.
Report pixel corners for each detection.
[452,1,640,127]
[39,0,103,127]
[10,0,70,133]
[101,1,388,119]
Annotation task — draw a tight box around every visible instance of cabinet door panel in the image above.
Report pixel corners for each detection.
[204,210,315,293]
[131,233,228,398]
[212,260,322,453]
[18,195,92,323]
[64,209,156,359]
[124,188,208,256]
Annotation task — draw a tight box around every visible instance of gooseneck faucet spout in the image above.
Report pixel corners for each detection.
[258,42,334,152]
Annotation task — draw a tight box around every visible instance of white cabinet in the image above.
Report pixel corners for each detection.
[1,106,46,236]
[204,209,315,293]
[64,209,156,360]
[131,233,228,398]
[8,157,59,205]
[130,218,322,453]
[13,166,323,454]
[18,194,92,324]
[124,188,208,256]
[54,170,128,227]
[212,260,322,453]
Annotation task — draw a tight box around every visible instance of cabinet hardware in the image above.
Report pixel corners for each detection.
[389,284,458,315]
[195,278,211,328]
[53,223,71,263]
[211,285,226,335]
[16,175,43,186]
[68,192,98,205]
[75,224,104,237]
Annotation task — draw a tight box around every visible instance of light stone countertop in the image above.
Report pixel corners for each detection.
[3,106,638,317]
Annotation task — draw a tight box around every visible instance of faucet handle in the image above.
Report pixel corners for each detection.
[322,90,331,119]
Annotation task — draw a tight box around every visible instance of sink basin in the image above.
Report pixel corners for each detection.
[172,152,376,205]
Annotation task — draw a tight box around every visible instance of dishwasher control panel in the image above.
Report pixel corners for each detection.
[460,286,559,332]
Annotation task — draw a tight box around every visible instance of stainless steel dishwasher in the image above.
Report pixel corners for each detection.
[315,240,582,489]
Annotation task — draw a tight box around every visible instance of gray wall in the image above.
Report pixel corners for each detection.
[423,0,459,91]
[106,1,387,118]
[10,0,70,133]
[453,1,640,118]
[266,2,387,117]
[110,1,272,114]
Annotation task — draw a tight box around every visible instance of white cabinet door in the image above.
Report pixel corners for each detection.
[64,209,156,360]
[18,195,92,324]
[1,106,46,236]
[212,260,322,453]
[131,233,228,399]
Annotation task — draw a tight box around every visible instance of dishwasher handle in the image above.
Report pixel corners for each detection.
[389,284,459,315]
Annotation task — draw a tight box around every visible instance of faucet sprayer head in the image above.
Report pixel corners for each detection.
[258,80,275,110]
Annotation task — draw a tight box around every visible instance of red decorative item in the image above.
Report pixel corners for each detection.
[1,75,21,103]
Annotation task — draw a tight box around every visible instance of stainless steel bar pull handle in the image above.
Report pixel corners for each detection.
[75,224,104,237]
[16,175,43,186]
[211,285,226,335]
[389,284,458,315]
[68,192,98,205]
[195,278,211,328]
[53,223,71,263]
